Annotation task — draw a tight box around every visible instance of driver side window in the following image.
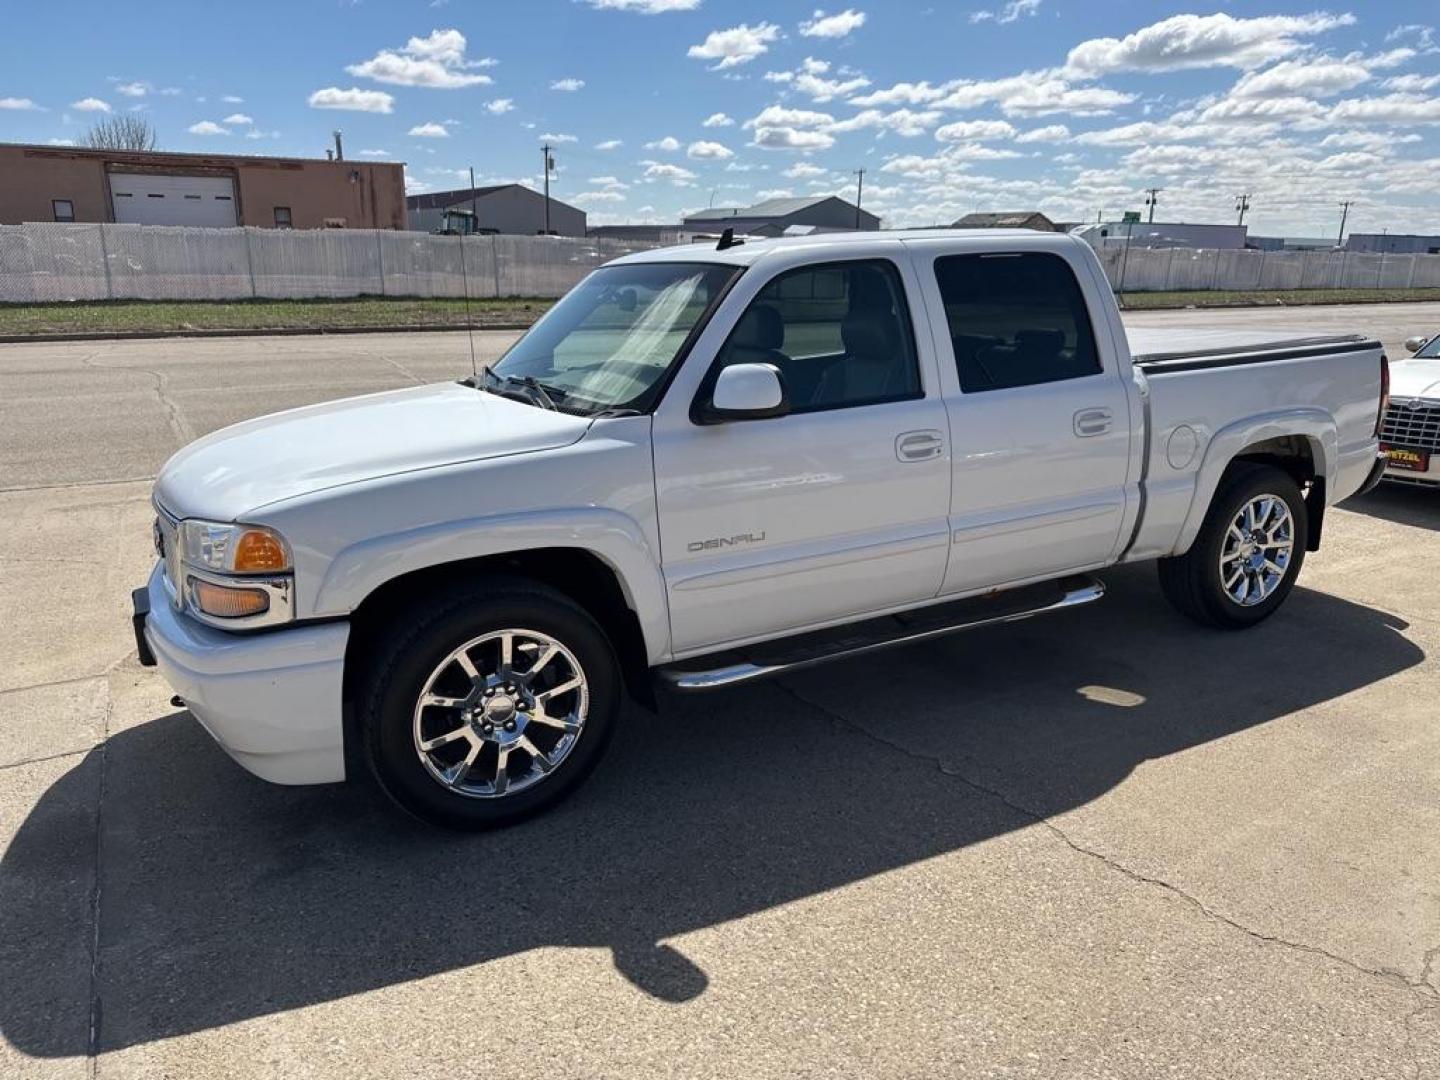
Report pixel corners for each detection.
[712,259,922,413]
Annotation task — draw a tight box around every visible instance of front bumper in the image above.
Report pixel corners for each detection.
[134,564,350,785]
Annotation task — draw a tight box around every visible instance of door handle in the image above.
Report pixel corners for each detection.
[1073,408,1113,438]
[896,430,945,462]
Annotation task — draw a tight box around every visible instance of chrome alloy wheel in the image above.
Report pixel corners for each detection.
[1218,494,1295,607]
[411,629,589,798]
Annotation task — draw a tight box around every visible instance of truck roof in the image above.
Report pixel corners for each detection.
[606,228,1076,267]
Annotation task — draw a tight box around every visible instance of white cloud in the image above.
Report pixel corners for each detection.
[347,28,495,88]
[159,87,182,96]
[1065,12,1355,76]
[222,113,254,125]
[187,120,228,135]
[115,81,150,98]
[71,97,111,113]
[221,94,244,104]
[783,162,827,178]
[550,77,585,91]
[409,121,450,137]
[1230,56,1373,100]
[359,149,392,157]
[795,70,871,102]
[588,175,629,188]
[645,135,681,151]
[752,126,835,151]
[1016,123,1070,142]
[852,71,1133,116]
[641,160,698,184]
[687,139,735,159]
[0,97,40,110]
[934,119,1017,142]
[799,8,866,39]
[1384,73,1440,93]
[703,112,735,127]
[584,0,698,10]
[1327,93,1440,124]
[541,132,578,143]
[308,86,395,113]
[572,190,627,204]
[47,137,75,146]
[595,138,623,150]
[969,0,1041,26]
[485,98,515,114]
[832,107,940,137]
[687,22,782,70]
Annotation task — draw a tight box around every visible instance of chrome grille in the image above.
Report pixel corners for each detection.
[1380,398,1440,452]
[154,506,183,607]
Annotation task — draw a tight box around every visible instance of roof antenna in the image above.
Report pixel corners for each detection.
[716,226,744,251]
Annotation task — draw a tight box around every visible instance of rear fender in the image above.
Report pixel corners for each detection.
[1172,409,1335,555]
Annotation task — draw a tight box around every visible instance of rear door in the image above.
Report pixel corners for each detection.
[650,251,952,655]
[905,239,1135,594]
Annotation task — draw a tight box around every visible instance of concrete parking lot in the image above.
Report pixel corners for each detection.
[2,306,1438,1078]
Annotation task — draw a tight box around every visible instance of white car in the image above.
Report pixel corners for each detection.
[1379,333,1440,485]
[132,229,1389,829]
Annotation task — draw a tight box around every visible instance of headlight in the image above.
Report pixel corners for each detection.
[174,520,294,628]
[180,521,292,574]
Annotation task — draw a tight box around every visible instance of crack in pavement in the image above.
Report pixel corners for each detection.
[85,686,112,1077]
[79,352,195,445]
[773,679,1440,1012]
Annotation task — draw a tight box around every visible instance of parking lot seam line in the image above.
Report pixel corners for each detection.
[772,678,1440,1006]
[0,475,156,495]
[85,693,112,1074]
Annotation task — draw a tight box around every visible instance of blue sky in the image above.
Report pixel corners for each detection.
[3,1,1439,235]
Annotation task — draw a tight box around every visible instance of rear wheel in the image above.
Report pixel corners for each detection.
[1158,463,1308,629]
[358,579,621,829]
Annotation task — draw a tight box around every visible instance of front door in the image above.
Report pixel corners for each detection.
[652,255,952,656]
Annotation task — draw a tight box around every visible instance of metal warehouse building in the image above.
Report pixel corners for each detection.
[683,196,880,237]
[0,143,406,230]
[406,185,587,238]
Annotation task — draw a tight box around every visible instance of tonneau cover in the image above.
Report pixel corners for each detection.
[1126,327,1378,370]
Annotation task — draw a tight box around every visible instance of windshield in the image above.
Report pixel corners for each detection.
[1416,335,1440,359]
[487,262,739,414]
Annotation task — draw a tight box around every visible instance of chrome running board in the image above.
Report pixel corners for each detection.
[657,574,1105,692]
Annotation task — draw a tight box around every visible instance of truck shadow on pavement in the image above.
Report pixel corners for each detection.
[1345,484,1440,531]
[0,564,1425,1058]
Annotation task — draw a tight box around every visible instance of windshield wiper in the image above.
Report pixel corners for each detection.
[479,367,563,411]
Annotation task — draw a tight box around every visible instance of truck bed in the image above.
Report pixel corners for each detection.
[1126,328,1380,372]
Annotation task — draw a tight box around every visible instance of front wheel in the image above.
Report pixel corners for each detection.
[1158,463,1308,629]
[358,579,621,829]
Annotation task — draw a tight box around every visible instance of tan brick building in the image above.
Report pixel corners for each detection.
[0,144,406,230]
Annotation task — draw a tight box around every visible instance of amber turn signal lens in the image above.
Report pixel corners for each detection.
[191,579,270,618]
[233,529,290,573]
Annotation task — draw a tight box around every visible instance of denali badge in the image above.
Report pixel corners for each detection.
[687,531,767,553]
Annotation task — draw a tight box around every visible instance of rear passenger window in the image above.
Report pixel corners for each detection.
[712,259,921,412]
[934,252,1101,393]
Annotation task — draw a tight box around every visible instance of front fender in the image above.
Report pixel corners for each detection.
[1172,408,1336,555]
[314,507,671,663]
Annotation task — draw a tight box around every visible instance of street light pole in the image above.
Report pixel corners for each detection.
[541,144,554,236]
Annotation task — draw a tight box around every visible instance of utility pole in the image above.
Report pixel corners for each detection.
[541,144,554,236]
[469,166,477,234]
[1337,200,1353,247]
[853,168,865,228]
[1143,187,1161,223]
[1234,193,1251,227]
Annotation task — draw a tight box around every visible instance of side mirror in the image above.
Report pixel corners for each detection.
[1404,335,1428,354]
[698,363,790,423]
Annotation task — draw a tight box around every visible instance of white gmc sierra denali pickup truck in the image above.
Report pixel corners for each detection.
[132,229,1391,828]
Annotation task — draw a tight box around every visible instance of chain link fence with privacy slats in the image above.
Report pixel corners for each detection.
[0,223,659,304]
[6,222,1440,304]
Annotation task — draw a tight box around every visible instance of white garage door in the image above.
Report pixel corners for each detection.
[110,173,238,227]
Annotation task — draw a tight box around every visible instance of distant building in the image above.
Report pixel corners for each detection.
[1249,236,1337,252]
[682,195,880,236]
[586,224,686,244]
[952,211,1057,232]
[1070,221,1249,250]
[406,184,586,237]
[0,142,405,229]
[1345,233,1440,255]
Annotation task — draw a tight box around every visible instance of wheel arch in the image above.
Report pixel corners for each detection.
[1173,410,1335,556]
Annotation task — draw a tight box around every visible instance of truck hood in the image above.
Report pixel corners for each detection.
[154,382,592,520]
[1390,356,1440,401]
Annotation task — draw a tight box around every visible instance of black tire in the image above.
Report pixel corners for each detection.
[358,577,621,830]
[1157,462,1308,629]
